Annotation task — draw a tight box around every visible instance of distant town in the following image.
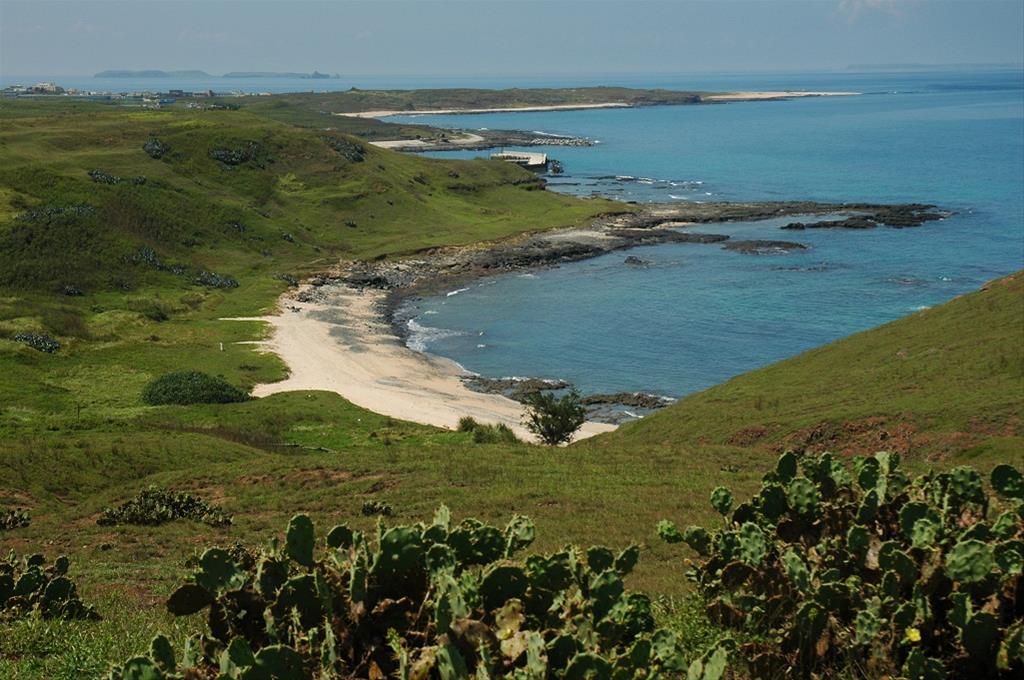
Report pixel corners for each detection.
[1,81,280,108]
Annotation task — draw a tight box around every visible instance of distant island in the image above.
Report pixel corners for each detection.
[222,71,338,79]
[95,70,212,78]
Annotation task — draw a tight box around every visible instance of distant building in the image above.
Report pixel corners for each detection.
[490,151,549,169]
[168,89,185,97]
[30,82,64,94]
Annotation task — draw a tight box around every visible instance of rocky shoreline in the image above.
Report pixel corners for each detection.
[306,201,947,420]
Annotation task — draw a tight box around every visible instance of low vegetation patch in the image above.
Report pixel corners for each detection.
[457,416,520,444]
[105,508,719,679]
[0,554,99,621]
[97,486,232,527]
[659,453,1024,678]
[141,371,250,406]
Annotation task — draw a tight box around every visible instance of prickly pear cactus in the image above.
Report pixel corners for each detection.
[0,552,99,621]
[97,486,231,527]
[659,453,1024,679]
[107,507,702,678]
[1,508,30,531]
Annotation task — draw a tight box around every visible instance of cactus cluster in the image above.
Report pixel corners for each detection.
[361,500,394,517]
[88,169,146,186]
[321,135,365,163]
[106,507,725,679]
[0,552,99,621]
[209,141,270,168]
[193,270,240,289]
[1,508,30,531]
[143,137,171,159]
[97,486,232,528]
[659,453,1024,679]
[12,332,61,353]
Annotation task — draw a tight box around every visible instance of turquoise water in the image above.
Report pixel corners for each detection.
[392,70,1024,397]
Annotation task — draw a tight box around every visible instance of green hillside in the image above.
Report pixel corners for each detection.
[0,101,618,424]
[594,272,1024,461]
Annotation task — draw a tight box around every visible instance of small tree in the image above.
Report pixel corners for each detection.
[523,389,586,445]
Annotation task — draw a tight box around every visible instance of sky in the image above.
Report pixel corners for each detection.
[1,0,1022,77]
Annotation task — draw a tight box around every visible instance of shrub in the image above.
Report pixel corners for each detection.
[106,508,719,679]
[141,371,250,406]
[457,416,521,444]
[0,553,99,621]
[1,508,30,531]
[659,452,1024,679]
[522,389,586,445]
[97,486,232,527]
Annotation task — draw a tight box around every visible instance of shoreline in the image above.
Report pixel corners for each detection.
[337,91,860,120]
[229,286,616,443]
[238,201,945,439]
[337,102,632,119]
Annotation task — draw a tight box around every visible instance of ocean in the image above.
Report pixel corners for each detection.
[386,69,1024,398]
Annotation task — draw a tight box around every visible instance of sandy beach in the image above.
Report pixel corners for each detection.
[227,285,616,443]
[337,102,632,118]
[339,93,858,119]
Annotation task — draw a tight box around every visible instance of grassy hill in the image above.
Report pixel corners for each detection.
[594,272,1023,462]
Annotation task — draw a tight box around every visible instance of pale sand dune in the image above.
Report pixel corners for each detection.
[226,286,616,443]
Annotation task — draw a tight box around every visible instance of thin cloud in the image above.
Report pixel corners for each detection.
[838,0,913,22]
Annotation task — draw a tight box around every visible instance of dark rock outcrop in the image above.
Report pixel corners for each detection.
[723,240,808,255]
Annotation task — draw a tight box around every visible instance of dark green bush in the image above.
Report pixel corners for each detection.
[97,486,232,527]
[106,508,725,679]
[141,371,250,406]
[659,452,1024,679]
[523,389,586,445]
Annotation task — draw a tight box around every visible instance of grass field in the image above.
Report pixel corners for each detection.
[0,97,1020,678]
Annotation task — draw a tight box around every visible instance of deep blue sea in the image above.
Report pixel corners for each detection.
[385,70,1024,398]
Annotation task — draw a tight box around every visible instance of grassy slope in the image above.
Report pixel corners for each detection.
[0,99,1020,677]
